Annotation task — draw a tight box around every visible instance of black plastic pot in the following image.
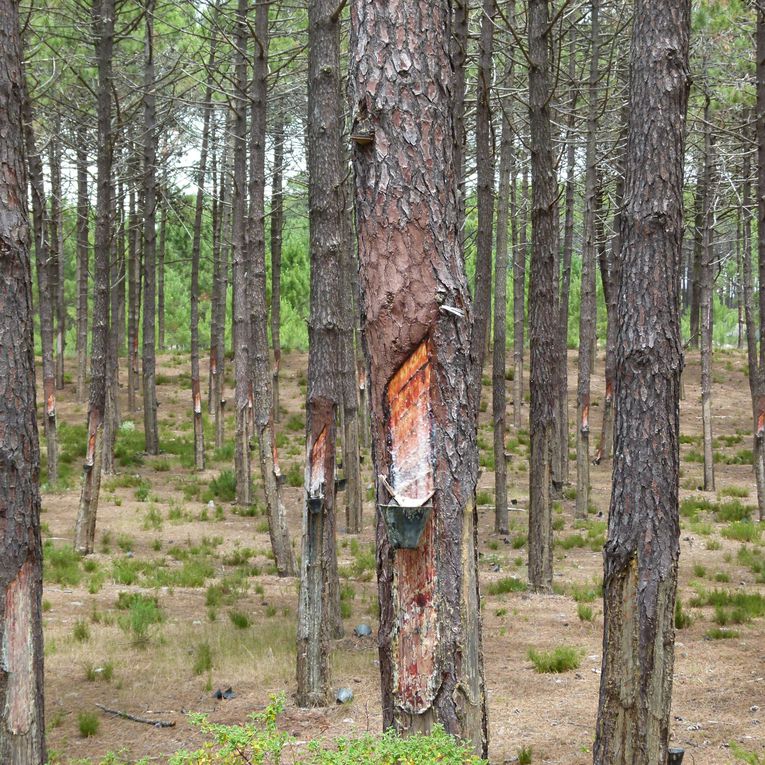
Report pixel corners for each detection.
[667,747,684,764]
[380,503,433,550]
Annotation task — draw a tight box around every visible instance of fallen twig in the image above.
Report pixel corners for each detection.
[95,703,176,728]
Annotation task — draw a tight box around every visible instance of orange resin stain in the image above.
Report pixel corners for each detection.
[386,340,436,713]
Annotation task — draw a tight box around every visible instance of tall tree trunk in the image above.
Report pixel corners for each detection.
[513,164,528,429]
[527,0,558,592]
[689,166,704,349]
[247,0,295,577]
[271,108,284,423]
[471,0,495,395]
[49,135,66,390]
[494,15,514,536]
[593,0,690,760]
[127,143,139,413]
[76,126,90,404]
[0,4,46,757]
[190,33,217,473]
[752,11,765,522]
[558,29,578,494]
[296,0,348,705]
[22,83,58,487]
[700,101,715,493]
[350,0,488,752]
[232,0,251,507]
[74,0,115,555]
[157,198,166,352]
[452,0,468,245]
[593,90,627,466]
[575,0,600,519]
[142,0,159,455]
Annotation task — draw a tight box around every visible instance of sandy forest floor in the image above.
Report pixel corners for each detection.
[39,348,764,765]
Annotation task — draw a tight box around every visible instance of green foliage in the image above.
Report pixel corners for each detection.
[206,470,237,503]
[73,620,90,642]
[170,695,487,765]
[730,742,764,764]
[193,642,213,676]
[78,712,100,738]
[517,746,533,765]
[674,598,692,629]
[705,627,739,640]
[44,542,82,586]
[484,577,527,596]
[722,522,762,543]
[528,646,582,674]
[117,593,164,647]
[577,604,593,622]
[228,610,251,629]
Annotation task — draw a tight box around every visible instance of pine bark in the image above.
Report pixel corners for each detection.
[493,21,513,536]
[142,0,159,455]
[593,0,690,760]
[471,0,495,394]
[0,2,46,757]
[575,0,600,519]
[271,109,284,423]
[527,0,557,592]
[247,0,295,578]
[74,0,115,554]
[350,0,488,751]
[190,33,217,473]
[76,126,90,404]
[513,165,528,429]
[232,0,251,507]
[127,145,140,414]
[48,136,66,390]
[22,83,58,487]
[700,103,715,492]
[157,199,166,351]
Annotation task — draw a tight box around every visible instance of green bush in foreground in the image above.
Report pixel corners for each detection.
[169,695,487,765]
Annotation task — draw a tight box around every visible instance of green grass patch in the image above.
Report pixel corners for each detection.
[527,645,582,673]
[485,577,527,596]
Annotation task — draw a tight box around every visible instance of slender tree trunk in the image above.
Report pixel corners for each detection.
[74,0,115,555]
[513,164,528,429]
[127,147,139,413]
[22,84,58,487]
[700,102,715,492]
[558,29,578,493]
[296,0,348,705]
[248,0,295,577]
[575,0,600,519]
[493,19,513,535]
[190,33,217,473]
[527,0,558,592]
[452,0,468,244]
[350,0,488,751]
[157,196,166,351]
[49,135,66,390]
[76,126,90,404]
[142,0,159,455]
[0,4,46,757]
[594,91,627,466]
[232,0,251,507]
[471,0,495,395]
[271,108,284,423]
[689,167,704,349]
[593,0,690,760]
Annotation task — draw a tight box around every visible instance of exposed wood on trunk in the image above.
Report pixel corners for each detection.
[575,0,600,519]
[74,0,115,555]
[248,0,295,578]
[0,3,46,756]
[350,0,487,750]
[527,0,557,593]
[593,0,690,760]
